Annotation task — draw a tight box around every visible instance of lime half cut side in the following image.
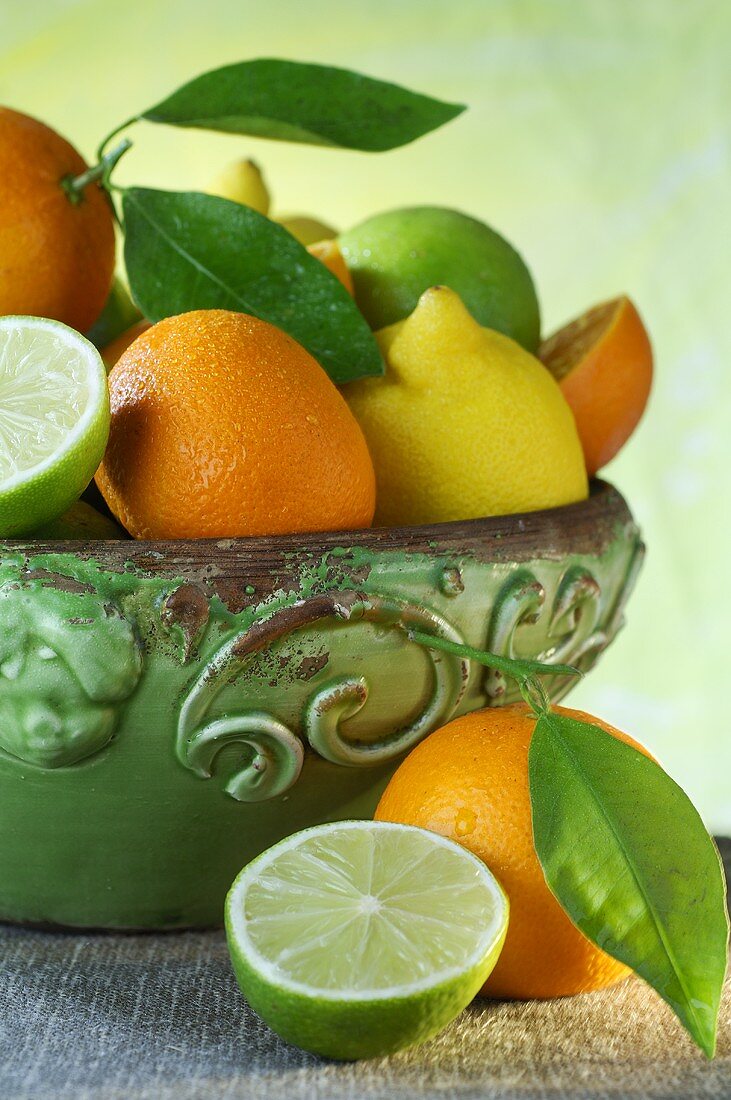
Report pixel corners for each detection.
[0,316,110,537]
[225,820,509,1060]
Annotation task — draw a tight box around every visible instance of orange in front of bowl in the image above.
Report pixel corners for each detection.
[376,703,651,1000]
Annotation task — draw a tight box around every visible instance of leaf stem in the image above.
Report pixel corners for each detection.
[61,138,133,205]
[96,117,138,162]
[407,628,579,720]
[406,629,581,681]
[519,676,552,716]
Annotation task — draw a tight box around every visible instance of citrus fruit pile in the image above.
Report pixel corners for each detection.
[0,100,652,540]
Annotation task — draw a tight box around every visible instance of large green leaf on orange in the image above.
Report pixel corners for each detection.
[529,710,728,1058]
[122,187,383,383]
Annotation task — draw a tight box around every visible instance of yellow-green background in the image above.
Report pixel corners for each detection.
[2,1,729,828]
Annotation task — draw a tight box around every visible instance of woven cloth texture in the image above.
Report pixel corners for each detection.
[1,841,729,1100]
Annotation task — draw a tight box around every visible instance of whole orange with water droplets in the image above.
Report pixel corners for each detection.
[101,319,151,371]
[0,107,115,332]
[376,703,650,999]
[96,309,376,539]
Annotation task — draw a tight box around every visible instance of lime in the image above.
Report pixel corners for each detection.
[86,275,142,350]
[31,500,126,540]
[339,206,541,351]
[225,820,508,1060]
[0,316,110,537]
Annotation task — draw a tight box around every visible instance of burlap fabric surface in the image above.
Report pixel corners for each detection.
[1,843,729,1100]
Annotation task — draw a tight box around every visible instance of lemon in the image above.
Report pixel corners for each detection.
[339,206,541,351]
[277,214,338,245]
[0,316,110,537]
[31,500,126,540]
[205,158,271,215]
[344,287,588,526]
[225,820,508,1061]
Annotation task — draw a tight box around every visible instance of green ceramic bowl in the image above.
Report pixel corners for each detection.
[0,480,642,930]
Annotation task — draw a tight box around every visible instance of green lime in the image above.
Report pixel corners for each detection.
[225,820,509,1060]
[31,500,126,540]
[85,275,142,350]
[339,206,541,351]
[0,316,110,537]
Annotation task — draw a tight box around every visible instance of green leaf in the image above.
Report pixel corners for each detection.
[121,187,384,383]
[139,59,465,151]
[529,712,729,1058]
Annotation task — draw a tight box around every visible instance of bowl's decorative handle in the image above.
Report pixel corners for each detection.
[484,569,545,703]
[483,551,644,705]
[0,582,142,769]
[176,590,470,802]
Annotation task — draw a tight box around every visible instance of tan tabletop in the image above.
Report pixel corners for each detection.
[1,841,729,1100]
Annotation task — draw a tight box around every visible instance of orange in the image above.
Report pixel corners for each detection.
[101,319,151,371]
[0,107,115,332]
[95,309,376,539]
[375,703,650,999]
[540,295,653,476]
[307,239,354,295]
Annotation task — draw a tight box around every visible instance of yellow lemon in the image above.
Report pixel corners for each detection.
[344,286,588,526]
[205,158,270,215]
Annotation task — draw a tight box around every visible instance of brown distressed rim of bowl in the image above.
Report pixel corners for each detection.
[3,478,636,569]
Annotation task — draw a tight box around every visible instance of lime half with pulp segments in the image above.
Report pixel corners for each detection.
[225,820,509,1060]
[0,316,110,537]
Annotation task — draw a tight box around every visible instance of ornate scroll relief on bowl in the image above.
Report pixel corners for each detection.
[0,480,643,930]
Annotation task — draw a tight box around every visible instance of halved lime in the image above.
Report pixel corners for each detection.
[225,820,509,1060]
[0,316,110,537]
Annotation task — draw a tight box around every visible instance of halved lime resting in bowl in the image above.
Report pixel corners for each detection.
[0,315,109,536]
